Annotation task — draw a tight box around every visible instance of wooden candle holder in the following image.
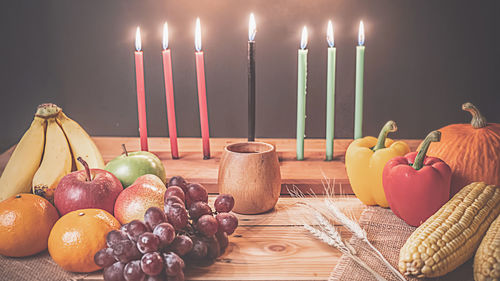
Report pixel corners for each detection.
[0,137,421,195]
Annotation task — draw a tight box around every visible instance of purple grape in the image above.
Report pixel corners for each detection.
[153,223,176,248]
[196,215,218,237]
[137,232,160,253]
[185,183,208,208]
[95,247,116,268]
[123,260,145,281]
[162,252,184,276]
[204,235,221,260]
[164,196,185,213]
[215,231,229,253]
[103,261,126,281]
[144,207,167,230]
[168,176,188,193]
[192,257,215,267]
[112,240,141,263]
[120,223,130,234]
[145,273,166,281]
[169,235,193,256]
[166,203,188,230]
[214,194,235,213]
[167,271,184,281]
[188,201,212,220]
[216,213,238,235]
[187,237,208,260]
[107,230,129,248]
[141,252,164,276]
[164,186,185,202]
[127,220,150,241]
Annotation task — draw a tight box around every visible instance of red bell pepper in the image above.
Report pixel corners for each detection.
[382,130,451,226]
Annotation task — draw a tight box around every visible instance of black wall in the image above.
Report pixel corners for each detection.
[1,0,499,152]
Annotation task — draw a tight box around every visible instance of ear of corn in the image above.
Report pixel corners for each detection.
[474,214,500,281]
[398,182,500,278]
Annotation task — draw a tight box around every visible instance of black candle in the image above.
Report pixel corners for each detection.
[248,13,256,142]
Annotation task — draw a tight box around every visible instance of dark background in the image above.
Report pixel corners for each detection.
[1,0,499,152]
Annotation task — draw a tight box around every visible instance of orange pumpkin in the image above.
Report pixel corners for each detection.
[421,102,500,196]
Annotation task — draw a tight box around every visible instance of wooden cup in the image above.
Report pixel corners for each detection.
[218,142,281,214]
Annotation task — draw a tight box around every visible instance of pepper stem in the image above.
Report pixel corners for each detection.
[373,121,398,151]
[462,102,487,129]
[77,157,92,181]
[412,131,441,170]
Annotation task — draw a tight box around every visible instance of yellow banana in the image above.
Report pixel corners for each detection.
[32,117,72,202]
[56,111,104,170]
[0,117,46,201]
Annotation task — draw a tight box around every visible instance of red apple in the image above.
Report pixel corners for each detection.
[54,157,123,216]
[114,174,167,224]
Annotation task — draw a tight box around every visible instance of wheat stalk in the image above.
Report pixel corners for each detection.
[288,185,405,281]
[303,217,387,281]
[324,200,407,281]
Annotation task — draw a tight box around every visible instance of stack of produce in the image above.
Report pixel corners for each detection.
[346,102,499,227]
[0,106,239,280]
[344,102,500,279]
[0,103,104,202]
[95,177,238,281]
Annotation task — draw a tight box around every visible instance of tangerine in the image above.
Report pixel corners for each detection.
[0,194,59,257]
[48,208,120,272]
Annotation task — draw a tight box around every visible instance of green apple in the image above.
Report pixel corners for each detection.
[105,150,166,188]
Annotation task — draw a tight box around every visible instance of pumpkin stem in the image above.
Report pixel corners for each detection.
[462,102,487,129]
[412,131,441,170]
[373,121,398,151]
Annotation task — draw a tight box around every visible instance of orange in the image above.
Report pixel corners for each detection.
[48,208,120,272]
[0,194,59,257]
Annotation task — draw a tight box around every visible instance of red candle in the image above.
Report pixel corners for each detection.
[134,27,148,151]
[195,18,210,159]
[162,23,179,159]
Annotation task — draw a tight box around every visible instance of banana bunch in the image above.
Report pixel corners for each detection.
[0,103,104,202]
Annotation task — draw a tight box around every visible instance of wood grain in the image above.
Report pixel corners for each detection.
[0,137,421,194]
[83,196,367,281]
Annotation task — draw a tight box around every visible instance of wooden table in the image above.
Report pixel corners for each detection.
[0,137,421,281]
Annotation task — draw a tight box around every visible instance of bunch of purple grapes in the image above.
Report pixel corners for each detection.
[95,176,238,281]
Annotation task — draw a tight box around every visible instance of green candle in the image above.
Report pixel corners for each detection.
[326,20,336,161]
[354,21,365,139]
[296,26,308,160]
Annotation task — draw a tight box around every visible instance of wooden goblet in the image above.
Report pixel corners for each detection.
[218,142,281,214]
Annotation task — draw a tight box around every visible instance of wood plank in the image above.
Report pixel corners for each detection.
[84,196,367,281]
[0,137,421,194]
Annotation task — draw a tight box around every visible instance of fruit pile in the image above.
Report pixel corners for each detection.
[0,103,104,202]
[94,176,238,281]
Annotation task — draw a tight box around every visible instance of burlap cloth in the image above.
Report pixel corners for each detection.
[0,251,87,281]
[329,206,473,281]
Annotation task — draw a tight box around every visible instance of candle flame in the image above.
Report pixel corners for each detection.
[300,26,308,49]
[195,17,202,52]
[162,22,169,50]
[249,13,256,41]
[358,21,365,46]
[327,20,334,47]
[135,27,142,51]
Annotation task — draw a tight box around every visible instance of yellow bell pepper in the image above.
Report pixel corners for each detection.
[345,120,410,207]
